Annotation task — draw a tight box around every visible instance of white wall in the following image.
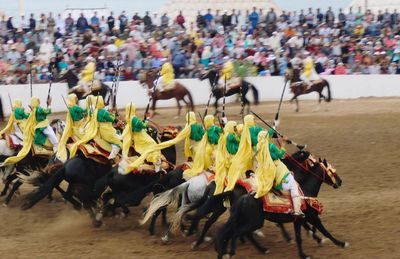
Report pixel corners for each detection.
[1,75,399,116]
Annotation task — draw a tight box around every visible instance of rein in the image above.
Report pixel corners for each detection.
[285,154,327,184]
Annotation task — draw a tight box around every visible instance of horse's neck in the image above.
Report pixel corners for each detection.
[295,169,322,197]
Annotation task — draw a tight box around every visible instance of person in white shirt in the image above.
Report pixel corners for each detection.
[55,13,65,34]
[20,14,30,32]
[153,12,160,27]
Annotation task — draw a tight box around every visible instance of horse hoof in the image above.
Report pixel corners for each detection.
[318,238,326,245]
[92,220,102,228]
[307,230,313,236]
[204,236,213,242]
[95,213,103,222]
[263,248,270,254]
[222,254,231,259]
[2,203,8,208]
[191,241,198,250]
[343,242,350,248]
[161,235,169,244]
[254,229,265,238]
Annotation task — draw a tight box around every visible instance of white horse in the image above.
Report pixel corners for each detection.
[140,171,213,242]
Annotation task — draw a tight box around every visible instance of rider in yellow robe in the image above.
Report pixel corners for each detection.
[124,112,204,174]
[78,56,96,96]
[214,121,240,195]
[1,96,58,166]
[69,96,122,160]
[0,99,29,147]
[121,102,161,169]
[219,57,240,89]
[183,115,222,180]
[157,59,175,92]
[56,94,87,162]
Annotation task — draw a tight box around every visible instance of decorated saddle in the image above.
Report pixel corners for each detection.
[236,179,323,215]
[32,138,54,157]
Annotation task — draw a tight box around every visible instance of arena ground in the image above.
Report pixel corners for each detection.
[0,97,399,259]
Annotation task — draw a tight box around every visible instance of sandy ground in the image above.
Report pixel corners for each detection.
[0,97,400,259]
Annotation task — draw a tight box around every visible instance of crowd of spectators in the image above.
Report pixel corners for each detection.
[1,6,400,85]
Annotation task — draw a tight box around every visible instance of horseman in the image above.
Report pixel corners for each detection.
[300,51,320,87]
[183,115,222,180]
[254,130,305,217]
[1,96,59,166]
[0,99,29,150]
[219,56,241,90]
[69,96,122,160]
[214,120,240,195]
[124,112,204,174]
[78,56,96,96]
[56,93,87,162]
[224,114,263,192]
[120,102,166,172]
[156,58,175,92]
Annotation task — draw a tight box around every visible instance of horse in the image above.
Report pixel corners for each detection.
[214,154,348,259]
[139,70,194,117]
[285,68,331,112]
[199,70,259,114]
[21,126,180,227]
[58,68,111,104]
[139,170,213,242]
[91,127,182,229]
[0,119,65,205]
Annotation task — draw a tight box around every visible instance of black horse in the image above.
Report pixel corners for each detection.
[186,151,342,251]
[0,119,65,205]
[199,70,259,114]
[214,154,348,259]
[58,68,111,103]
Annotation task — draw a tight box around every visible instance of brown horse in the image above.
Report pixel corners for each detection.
[286,68,331,112]
[139,70,194,117]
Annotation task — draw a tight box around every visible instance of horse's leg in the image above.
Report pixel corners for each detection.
[294,218,309,259]
[191,205,227,249]
[63,185,82,210]
[149,208,163,235]
[295,97,300,112]
[161,207,169,226]
[246,233,269,254]
[175,99,182,118]
[302,221,324,244]
[308,210,348,248]
[277,223,293,243]
[4,180,23,205]
[1,173,18,196]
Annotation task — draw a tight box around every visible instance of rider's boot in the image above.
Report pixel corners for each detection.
[108,144,121,160]
[292,196,305,218]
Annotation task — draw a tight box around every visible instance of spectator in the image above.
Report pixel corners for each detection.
[161,13,169,29]
[266,8,277,25]
[76,13,89,33]
[222,10,231,31]
[65,13,74,34]
[119,11,128,33]
[196,11,206,29]
[325,7,335,26]
[204,8,213,27]
[91,12,100,31]
[176,10,185,29]
[107,12,115,32]
[335,62,347,75]
[249,7,259,29]
[29,13,36,32]
[143,11,152,32]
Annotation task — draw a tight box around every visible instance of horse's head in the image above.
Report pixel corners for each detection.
[305,154,342,189]
[317,157,342,189]
[50,119,65,138]
[160,126,180,141]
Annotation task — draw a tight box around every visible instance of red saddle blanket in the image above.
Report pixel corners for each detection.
[236,179,323,214]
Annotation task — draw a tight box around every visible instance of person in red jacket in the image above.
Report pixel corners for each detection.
[176,11,185,29]
[335,62,347,75]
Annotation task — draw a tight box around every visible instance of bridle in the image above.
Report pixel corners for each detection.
[286,153,337,187]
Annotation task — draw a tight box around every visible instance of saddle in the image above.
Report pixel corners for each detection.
[3,134,21,150]
[118,155,171,175]
[31,139,54,157]
[236,179,323,215]
[75,137,112,165]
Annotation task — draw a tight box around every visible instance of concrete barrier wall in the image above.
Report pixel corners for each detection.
[1,75,399,116]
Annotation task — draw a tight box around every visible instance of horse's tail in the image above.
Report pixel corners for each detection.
[325,81,332,102]
[186,89,195,111]
[21,166,66,210]
[215,193,244,256]
[248,82,259,105]
[140,181,190,225]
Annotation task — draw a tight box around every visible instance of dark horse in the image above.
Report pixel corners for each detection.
[200,70,259,114]
[22,126,181,228]
[285,68,331,112]
[139,70,194,117]
[214,153,348,259]
[58,68,111,104]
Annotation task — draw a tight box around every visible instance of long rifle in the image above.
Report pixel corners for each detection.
[251,110,306,150]
[221,76,227,127]
[203,71,219,117]
[46,65,55,108]
[29,61,33,97]
[275,78,288,121]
